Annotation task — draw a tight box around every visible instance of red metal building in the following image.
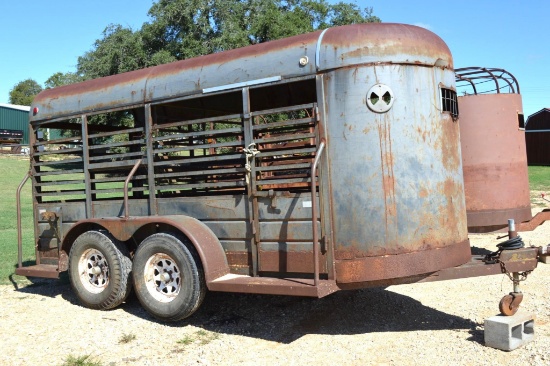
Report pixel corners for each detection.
[525,108,550,166]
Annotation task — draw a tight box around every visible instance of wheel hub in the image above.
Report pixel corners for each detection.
[78,248,109,294]
[143,253,181,303]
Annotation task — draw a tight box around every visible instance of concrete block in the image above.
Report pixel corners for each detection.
[540,254,549,264]
[484,311,535,351]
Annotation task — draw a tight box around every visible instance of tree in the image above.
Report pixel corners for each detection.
[144,0,380,58]
[78,0,380,79]
[9,79,43,106]
[44,72,83,89]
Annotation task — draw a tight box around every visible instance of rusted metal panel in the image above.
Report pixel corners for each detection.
[319,23,453,70]
[458,93,531,230]
[208,274,338,297]
[15,264,59,279]
[335,239,471,284]
[418,247,539,283]
[516,209,550,231]
[258,246,328,273]
[323,61,469,278]
[30,24,453,123]
[339,247,539,289]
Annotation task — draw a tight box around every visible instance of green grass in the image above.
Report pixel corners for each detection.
[528,166,550,191]
[0,156,34,285]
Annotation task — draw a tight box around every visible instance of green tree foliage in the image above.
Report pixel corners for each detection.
[44,72,84,89]
[78,0,380,78]
[8,79,43,106]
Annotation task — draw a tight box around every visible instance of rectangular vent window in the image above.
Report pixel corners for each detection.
[441,88,459,119]
[518,113,525,129]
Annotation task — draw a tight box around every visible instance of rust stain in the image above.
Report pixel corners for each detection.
[437,178,466,239]
[418,188,429,198]
[439,114,461,172]
[377,115,398,244]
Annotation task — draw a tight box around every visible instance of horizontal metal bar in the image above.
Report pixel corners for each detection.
[34,135,83,146]
[91,187,148,194]
[158,180,246,190]
[33,147,83,156]
[88,139,144,150]
[256,163,311,172]
[154,126,243,143]
[203,76,282,94]
[88,159,148,171]
[88,151,145,162]
[90,174,148,183]
[154,140,243,154]
[31,116,82,127]
[154,153,242,166]
[257,146,316,158]
[33,169,84,176]
[88,127,144,139]
[35,180,85,187]
[256,177,311,185]
[255,133,315,144]
[33,158,83,167]
[35,189,86,197]
[152,113,243,130]
[252,117,315,131]
[250,103,316,118]
[155,167,246,179]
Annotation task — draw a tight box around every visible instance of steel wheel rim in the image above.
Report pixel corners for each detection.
[78,248,109,293]
[143,253,181,303]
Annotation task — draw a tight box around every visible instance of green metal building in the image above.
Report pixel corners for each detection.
[0,103,30,144]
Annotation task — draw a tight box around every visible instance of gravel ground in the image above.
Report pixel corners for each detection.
[1,210,549,366]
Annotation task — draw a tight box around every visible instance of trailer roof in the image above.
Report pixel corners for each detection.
[31,23,452,122]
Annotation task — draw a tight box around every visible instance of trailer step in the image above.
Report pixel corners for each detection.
[208,274,339,298]
[15,264,59,279]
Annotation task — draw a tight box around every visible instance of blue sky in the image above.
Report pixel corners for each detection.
[1,0,548,117]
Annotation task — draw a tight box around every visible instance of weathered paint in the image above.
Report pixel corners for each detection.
[322,61,469,282]
[458,93,532,231]
[31,24,453,122]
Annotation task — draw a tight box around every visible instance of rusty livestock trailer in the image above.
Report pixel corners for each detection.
[16,23,549,321]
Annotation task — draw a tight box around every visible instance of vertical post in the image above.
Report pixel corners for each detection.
[144,104,158,215]
[508,219,521,293]
[242,87,259,276]
[17,172,31,268]
[81,114,92,218]
[311,139,325,287]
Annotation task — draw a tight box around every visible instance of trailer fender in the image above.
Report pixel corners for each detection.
[62,216,229,283]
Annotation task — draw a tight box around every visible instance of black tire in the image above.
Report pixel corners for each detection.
[132,233,206,321]
[68,230,133,310]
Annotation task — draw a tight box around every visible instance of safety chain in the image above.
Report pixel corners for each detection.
[243,143,260,184]
[483,235,531,285]
[499,261,533,285]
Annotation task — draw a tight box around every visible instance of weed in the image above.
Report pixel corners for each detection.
[118,333,137,344]
[61,354,102,366]
[176,330,220,347]
[177,335,195,345]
